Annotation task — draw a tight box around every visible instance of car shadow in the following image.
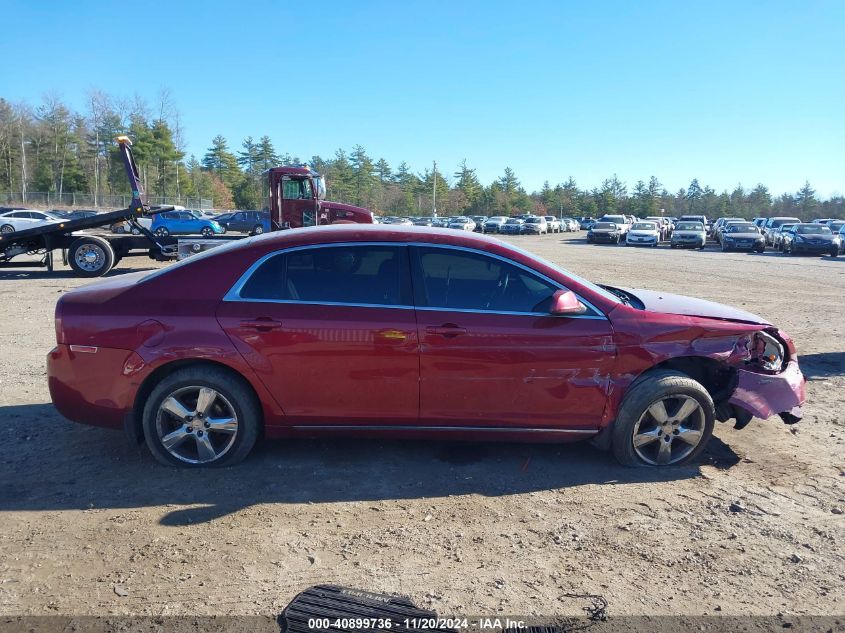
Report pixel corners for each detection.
[797,351,845,379]
[0,403,738,525]
[0,266,154,281]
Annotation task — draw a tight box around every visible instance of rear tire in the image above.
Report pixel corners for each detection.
[612,370,715,467]
[155,227,170,237]
[142,366,261,468]
[252,224,264,235]
[68,235,115,277]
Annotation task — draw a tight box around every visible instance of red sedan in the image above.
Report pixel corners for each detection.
[48,225,805,468]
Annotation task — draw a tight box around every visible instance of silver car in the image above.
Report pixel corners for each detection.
[670,221,707,250]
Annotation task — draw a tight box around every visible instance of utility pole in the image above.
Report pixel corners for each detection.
[432,160,437,217]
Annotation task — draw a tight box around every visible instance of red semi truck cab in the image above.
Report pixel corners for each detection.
[267,165,374,229]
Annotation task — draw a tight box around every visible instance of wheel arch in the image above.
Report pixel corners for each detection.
[594,355,737,451]
[126,358,265,444]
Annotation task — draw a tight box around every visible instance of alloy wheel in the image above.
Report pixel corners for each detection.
[154,386,239,464]
[632,395,706,465]
[74,244,106,273]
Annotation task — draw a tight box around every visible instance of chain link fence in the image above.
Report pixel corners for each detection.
[0,192,213,210]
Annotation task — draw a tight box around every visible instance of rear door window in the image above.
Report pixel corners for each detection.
[237,245,412,306]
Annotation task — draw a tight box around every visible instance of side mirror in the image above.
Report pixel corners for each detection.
[550,289,586,315]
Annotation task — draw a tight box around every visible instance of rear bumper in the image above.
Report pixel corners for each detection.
[728,359,806,422]
[47,344,143,430]
[792,243,837,253]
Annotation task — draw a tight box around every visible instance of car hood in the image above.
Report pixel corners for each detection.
[624,288,770,325]
[673,230,704,236]
[629,230,658,236]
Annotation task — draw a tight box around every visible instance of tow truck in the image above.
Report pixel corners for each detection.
[0,138,373,278]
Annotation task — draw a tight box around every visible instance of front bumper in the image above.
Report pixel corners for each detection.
[723,240,764,251]
[590,234,618,242]
[792,241,837,253]
[729,359,806,423]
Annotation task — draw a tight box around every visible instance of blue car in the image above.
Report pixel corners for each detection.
[151,210,224,237]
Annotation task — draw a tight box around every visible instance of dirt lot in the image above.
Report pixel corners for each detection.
[0,232,843,619]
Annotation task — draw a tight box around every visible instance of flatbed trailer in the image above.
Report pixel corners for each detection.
[0,137,237,277]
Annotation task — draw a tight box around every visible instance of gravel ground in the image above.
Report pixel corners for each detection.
[0,232,843,618]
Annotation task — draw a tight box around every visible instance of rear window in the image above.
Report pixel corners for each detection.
[238,245,411,306]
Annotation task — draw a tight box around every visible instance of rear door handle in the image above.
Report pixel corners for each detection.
[426,325,467,338]
[240,318,283,331]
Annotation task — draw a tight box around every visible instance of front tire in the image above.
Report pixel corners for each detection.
[612,370,714,467]
[142,366,261,468]
[154,227,170,237]
[252,224,264,235]
[0,224,14,234]
[201,226,213,237]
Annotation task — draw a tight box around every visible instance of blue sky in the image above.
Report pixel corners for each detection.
[3,0,843,197]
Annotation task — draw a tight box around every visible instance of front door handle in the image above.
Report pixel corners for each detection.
[240,318,283,331]
[426,324,467,338]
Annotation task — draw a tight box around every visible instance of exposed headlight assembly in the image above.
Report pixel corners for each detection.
[751,331,785,372]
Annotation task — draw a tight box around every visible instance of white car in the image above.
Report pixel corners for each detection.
[0,209,64,233]
[626,221,661,247]
[448,216,476,231]
[111,216,153,235]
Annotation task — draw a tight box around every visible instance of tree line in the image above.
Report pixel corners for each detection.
[1,92,842,220]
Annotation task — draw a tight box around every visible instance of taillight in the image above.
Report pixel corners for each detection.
[55,298,65,344]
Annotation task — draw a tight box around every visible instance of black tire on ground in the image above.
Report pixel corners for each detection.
[110,223,126,234]
[0,224,14,234]
[252,225,264,235]
[611,369,715,467]
[68,235,115,278]
[155,227,169,237]
[142,366,261,468]
[201,226,213,237]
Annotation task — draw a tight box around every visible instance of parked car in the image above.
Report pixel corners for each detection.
[763,216,800,245]
[644,217,670,240]
[483,216,508,233]
[711,217,744,240]
[0,209,64,233]
[111,216,153,235]
[752,217,767,228]
[598,215,630,236]
[770,224,797,251]
[716,220,749,245]
[669,221,707,249]
[811,218,836,225]
[67,210,99,221]
[720,223,766,252]
[781,224,840,256]
[544,216,562,233]
[498,218,525,235]
[839,225,845,254]
[216,210,270,235]
[448,216,476,231]
[626,221,661,247]
[151,210,224,237]
[561,217,579,232]
[827,220,844,235]
[587,221,622,244]
[48,224,806,468]
[678,215,709,233]
[522,216,548,235]
[412,217,435,227]
[579,217,597,230]
[470,216,488,232]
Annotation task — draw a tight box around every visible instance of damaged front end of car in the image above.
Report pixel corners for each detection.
[724,328,805,428]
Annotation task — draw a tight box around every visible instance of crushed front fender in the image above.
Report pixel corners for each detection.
[728,359,805,422]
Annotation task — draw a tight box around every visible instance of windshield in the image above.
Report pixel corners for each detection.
[313,176,327,200]
[632,222,656,230]
[796,224,831,234]
[506,218,522,224]
[593,222,616,229]
[770,218,799,228]
[526,218,542,224]
[727,224,758,233]
[676,222,703,231]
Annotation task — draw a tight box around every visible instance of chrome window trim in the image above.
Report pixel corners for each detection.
[223,241,607,320]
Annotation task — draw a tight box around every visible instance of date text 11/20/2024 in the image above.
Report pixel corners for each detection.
[306,618,526,630]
